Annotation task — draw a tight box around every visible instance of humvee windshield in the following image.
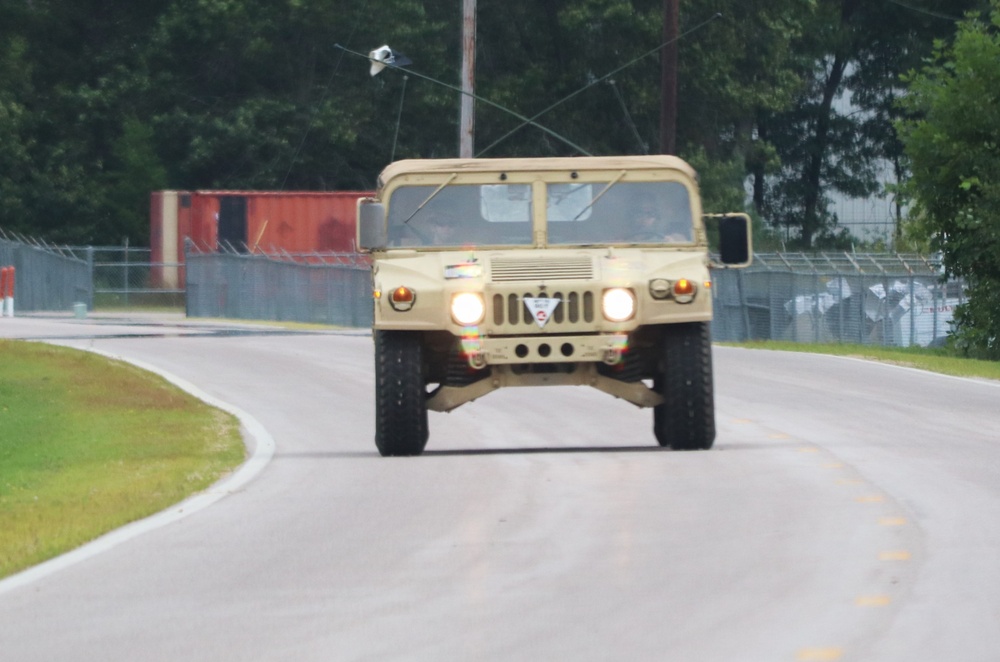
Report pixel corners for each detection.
[385,181,693,248]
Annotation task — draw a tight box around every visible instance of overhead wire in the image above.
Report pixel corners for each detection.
[280,0,370,189]
[334,43,594,156]
[474,12,722,157]
[608,79,648,154]
[885,0,965,22]
[391,75,409,162]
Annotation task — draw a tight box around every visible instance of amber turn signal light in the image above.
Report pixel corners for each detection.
[389,286,416,311]
[673,278,696,303]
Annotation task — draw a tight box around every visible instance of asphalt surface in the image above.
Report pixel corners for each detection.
[1,314,999,661]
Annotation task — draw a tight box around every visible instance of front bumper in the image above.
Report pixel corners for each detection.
[460,332,630,367]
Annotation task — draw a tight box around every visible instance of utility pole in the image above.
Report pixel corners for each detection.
[659,0,678,155]
[460,0,477,157]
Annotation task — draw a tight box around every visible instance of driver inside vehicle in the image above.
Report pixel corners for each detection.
[628,198,691,243]
[388,210,459,247]
[423,212,459,245]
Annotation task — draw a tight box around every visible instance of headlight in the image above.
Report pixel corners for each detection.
[451,292,485,325]
[647,278,698,303]
[602,288,636,322]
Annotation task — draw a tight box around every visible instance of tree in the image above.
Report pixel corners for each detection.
[140,0,461,190]
[1,0,980,249]
[756,0,985,248]
[674,0,811,218]
[0,34,34,233]
[0,0,174,242]
[1,0,813,242]
[898,1,1000,358]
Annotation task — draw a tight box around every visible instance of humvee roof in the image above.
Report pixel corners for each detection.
[377,155,698,186]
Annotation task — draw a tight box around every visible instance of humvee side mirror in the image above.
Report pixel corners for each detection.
[705,213,752,267]
[357,199,387,252]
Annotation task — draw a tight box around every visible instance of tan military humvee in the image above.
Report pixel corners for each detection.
[357,155,751,456]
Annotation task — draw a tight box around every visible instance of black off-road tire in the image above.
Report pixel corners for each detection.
[653,322,715,450]
[374,330,429,456]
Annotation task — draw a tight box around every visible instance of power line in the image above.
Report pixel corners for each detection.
[886,0,964,22]
[334,43,594,156]
[475,12,722,157]
[280,0,370,189]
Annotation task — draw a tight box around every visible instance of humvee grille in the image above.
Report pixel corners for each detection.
[491,291,595,327]
[490,256,593,281]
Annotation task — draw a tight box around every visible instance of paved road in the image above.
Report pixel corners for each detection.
[1,315,999,661]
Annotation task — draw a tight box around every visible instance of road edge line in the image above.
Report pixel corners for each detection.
[0,350,276,595]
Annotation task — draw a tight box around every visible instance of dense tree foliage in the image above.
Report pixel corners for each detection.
[898,0,1000,358]
[755,0,984,247]
[0,0,986,250]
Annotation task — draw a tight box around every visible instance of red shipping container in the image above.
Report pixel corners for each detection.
[151,190,373,287]
[185,191,370,254]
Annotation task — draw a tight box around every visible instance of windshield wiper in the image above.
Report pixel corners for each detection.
[402,173,458,225]
[572,170,627,221]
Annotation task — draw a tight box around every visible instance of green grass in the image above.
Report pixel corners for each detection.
[2,334,991,581]
[0,340,245,579]
[726,340,1000,381]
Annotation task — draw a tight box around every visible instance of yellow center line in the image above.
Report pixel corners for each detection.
[796,648,843,661]
[879,550,912,561]
[879,517,908,526]
[823,462,844,469]
[855,495,885,503]
[856,595,892,607]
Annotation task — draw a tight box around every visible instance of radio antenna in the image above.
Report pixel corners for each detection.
[476,12,722,157]
[334,43,593,156]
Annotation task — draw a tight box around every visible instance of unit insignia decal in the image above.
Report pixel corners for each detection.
[523,297,561,328]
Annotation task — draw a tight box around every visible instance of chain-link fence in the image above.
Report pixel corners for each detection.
[712,253,964,347]
[185,245,372,326]
[1,230,185,313]
[0,230,92,312]
[1,226,968,345]
[89,245,185,308]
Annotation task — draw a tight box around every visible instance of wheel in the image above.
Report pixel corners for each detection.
[653,322,716,450]
[374,330,429,456]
